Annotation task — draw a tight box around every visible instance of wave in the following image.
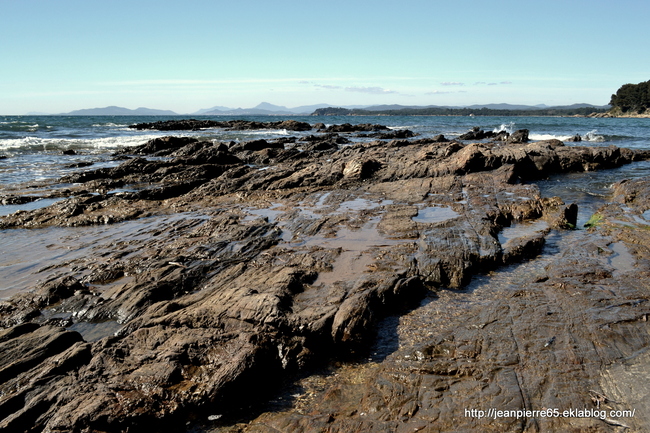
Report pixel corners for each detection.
[245,129,291,136]
[529,130,606,142]
[0,134,162,152]
[388,125,418,130]
[493,122,515,134]
[529,133,575,141]
[0,122,41,132]
[582,130,605,142]
[528,130,606,143]
[91,123,129,128]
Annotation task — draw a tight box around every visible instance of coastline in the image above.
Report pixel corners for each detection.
[1,119,650,431]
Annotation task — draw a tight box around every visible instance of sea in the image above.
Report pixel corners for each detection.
[2,114,649,187]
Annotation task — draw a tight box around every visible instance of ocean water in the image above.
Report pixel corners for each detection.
[1,114,649,200]
[1,114,649,188]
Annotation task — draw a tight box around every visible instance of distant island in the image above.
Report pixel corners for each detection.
[311,81,650,118]
[311,104,610,117]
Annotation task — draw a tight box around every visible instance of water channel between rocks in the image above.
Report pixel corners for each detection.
[0,213,211,341]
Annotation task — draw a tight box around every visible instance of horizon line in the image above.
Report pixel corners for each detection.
[14,101,611,116]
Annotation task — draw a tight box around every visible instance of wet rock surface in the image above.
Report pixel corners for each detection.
[1,121,650,432]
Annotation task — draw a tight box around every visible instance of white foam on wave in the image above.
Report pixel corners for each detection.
[493,122,515,134]
[246,129,291,136]
[388,125,418,130]
[0,134,161,151]
[529,130,605,143]
[583,130,605,142]
[92,123,129,128]
[529,133,574,141]
[0,121,39,130]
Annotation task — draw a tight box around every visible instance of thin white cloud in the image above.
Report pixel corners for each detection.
[425,90,453,95]
[314,84,343,90]
[441,82,465,86]
[345,86,397,94]
[475,81,513,86]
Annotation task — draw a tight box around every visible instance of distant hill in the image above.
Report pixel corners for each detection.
[198,102,370,115]
[609,80,650,115]
[466,103,546,110]
[361,103,609,112]
[363,104,442,111]
[312,103,609,117]
[64,106,178,116]
[193,105,233,115]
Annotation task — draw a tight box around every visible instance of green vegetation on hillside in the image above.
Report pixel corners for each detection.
[312,106,608,117]
[609,80,650,114]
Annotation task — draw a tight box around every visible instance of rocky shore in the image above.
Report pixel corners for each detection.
[1,120,650,432]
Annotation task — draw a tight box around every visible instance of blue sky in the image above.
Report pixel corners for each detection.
[2,0,649,114]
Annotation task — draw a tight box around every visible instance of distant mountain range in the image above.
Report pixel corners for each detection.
[193,102,369,115]
[50,103,609,116]
[64,106,178,116]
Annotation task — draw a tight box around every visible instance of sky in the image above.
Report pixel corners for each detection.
[1,0,649,114]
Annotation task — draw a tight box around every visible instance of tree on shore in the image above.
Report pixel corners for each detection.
[609,80,650,114]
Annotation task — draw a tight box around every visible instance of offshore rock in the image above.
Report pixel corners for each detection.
[128,119,222,130]
[324,123,390,133]
[121,136,199,156]
[566,133,582,142]
[458,126,492,140]
[360,129,416,139]
[128,119,313,132]
[507,128,529,143]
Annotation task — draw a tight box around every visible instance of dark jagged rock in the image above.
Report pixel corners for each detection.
[119,136,200,156]
[229,139,284,152]
[458,126,489,140]
[64,161,94,169]
[359,129,416,139]
[275,120,313,131]
[128,119,313,132]
[301,133,349,144]
[507,128,529,143]
[324,123,390,133]
[431,134,448,142]
[129,119,222,131]
[299,133,350,151]
[566,133,582,142]
[1,195,39,205]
